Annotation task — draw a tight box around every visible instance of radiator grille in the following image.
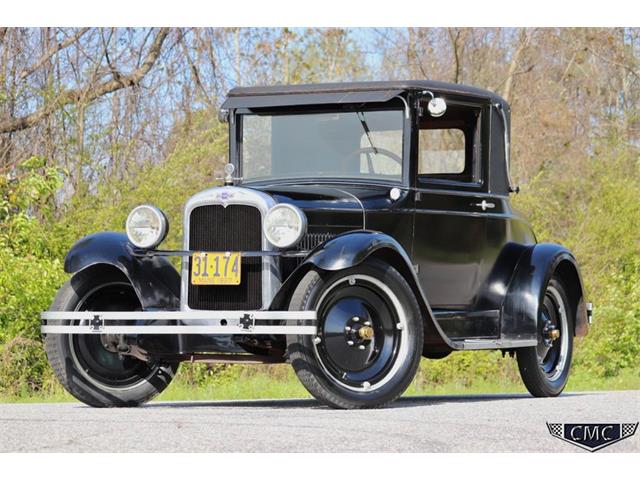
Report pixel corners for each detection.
[297,232,335,252]
[187,204,262,310]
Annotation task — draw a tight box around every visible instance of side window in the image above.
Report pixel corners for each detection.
[418,128,466,175]
[417,105,481,184]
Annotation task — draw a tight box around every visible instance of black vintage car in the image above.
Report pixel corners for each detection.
[41,81,592,409]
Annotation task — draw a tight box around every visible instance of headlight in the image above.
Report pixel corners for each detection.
[125,205,168,249]
[263,204,307,248]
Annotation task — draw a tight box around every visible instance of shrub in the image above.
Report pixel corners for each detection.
[0,337,54,397]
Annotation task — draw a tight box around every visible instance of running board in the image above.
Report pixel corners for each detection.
[40,310,317,335]
[452,338,538,350]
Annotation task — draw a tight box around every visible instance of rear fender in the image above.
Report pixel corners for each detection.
[502,243,589,341]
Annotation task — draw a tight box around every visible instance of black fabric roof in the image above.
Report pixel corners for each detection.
[222,80,508,109]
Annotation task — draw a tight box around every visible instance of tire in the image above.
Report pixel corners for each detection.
[287,259,423,409]
[516,277,574,397]
[44,268,178,407]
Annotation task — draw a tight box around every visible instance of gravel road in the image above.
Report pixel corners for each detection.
[1,390,638,452]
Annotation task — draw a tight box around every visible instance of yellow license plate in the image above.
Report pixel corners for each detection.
[191,252,241,285]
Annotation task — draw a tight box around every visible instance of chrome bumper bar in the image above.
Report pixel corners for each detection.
[135,249,309,258]
[40,310,317,335]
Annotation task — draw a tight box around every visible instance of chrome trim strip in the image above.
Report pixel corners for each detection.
[180,186,279,316]
[393,94,410,119]
[138,249,308,258]
[495,102,515,192]
[413,208,508,219]
[41,310,317,335]
[42,326,316,335]
[41,311,316,320]
[415,186,510,199]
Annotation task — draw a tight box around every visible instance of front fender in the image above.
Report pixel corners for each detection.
[503,243,588,341]
[304,230,412,272]
[272,230,455,351]
[64,232,180,310]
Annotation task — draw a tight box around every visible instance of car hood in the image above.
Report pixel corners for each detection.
[253,183,402,229]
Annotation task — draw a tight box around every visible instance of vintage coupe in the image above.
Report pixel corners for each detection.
[41,81,592,409]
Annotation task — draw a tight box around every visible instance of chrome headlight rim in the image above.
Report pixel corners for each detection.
[263,203,307,249]
[125,204,169,249]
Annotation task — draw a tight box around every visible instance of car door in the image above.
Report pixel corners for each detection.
[411,102,492,311]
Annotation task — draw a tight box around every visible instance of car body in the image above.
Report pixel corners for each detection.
[41,80,592,408]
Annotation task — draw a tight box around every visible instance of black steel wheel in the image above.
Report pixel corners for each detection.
[287,259,423,409]
[516,277,574,397]
[44,268,178,407]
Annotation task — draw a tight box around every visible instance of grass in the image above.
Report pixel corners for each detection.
[1,362,639,404]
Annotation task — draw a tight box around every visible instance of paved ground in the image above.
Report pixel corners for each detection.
[1,390,638,452]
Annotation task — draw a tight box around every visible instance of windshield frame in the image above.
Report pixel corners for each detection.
[233,102,410,187]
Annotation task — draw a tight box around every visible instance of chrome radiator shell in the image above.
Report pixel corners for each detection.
[180,186,279,321]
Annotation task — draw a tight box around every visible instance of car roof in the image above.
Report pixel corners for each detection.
[223,80,508,109]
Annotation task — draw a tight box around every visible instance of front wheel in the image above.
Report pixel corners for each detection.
[516,277,574,397]
[287,260,423,409]
[44,268,178,407]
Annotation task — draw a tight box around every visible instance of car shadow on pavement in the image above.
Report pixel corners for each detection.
[143,392,589,410]
[396,392,588,408]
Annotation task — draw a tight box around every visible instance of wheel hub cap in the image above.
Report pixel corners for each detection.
[358,326,375,340]
[314,278,403,388]
[343,315,375,348]
[542,323,560,346]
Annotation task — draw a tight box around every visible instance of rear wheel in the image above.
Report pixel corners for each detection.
[287,260,423,409]
[516,277,573,397]
[44,268,178,407]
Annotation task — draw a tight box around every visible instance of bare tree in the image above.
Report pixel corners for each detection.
[0,28,169,135]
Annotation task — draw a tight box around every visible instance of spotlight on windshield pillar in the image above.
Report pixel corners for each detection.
[428,97,447,118]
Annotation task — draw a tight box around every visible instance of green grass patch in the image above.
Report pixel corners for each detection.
[2,362,638,404]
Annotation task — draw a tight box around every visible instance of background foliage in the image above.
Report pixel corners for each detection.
[1,28,639,398]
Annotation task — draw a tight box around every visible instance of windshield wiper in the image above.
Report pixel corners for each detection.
[357,111,378,154]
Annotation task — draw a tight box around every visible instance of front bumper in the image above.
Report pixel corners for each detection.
[40,310,317,335]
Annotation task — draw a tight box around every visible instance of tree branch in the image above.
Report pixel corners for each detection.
[0,27,170,134]
[178,29,214,108]
[585,46,640,81]
[447,28,463,83]
[18,28,90,81]
[501,29,530,103]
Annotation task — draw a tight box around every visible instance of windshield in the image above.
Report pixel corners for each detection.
[240,109,404,183]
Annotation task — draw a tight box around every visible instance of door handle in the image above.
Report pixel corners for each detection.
[473,200,495,211]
